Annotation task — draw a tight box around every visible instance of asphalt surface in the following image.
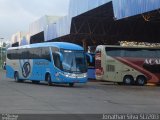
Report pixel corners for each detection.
[0,70,160,114]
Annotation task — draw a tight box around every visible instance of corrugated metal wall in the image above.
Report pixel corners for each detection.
[29,0,160,42]
[43,16,71,41]
[29,15,62,37]
[113,0,160,19]
[44,0,112,41]
[69,0,160,19]
[11,32,30,46]
[69,0,112,18]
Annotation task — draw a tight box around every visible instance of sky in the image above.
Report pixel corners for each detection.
[0,0,70,42]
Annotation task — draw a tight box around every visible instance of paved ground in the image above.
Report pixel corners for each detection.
[0,70,160,114]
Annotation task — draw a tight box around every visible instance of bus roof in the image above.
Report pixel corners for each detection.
[97,45,160,49]
[8,42,84,51]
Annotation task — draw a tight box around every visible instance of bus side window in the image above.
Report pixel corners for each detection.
[42,47,51,61]
[53,53,63,70]
[7,50,12,59]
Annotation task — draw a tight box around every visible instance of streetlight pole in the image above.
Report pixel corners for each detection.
[0,38,4,65]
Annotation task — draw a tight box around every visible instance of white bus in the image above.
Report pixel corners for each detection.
[95,45,160,86]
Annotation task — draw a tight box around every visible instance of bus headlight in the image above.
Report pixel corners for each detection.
[70,74,77,78]
[76,73,87,78]
[83,73,87,78]
[65,73,70,77]
[64,73,87,78]
[64,73,76,78]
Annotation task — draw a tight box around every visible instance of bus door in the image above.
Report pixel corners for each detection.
[52,52,63,82]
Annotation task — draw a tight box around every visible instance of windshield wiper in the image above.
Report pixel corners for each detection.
[69,58,74,72]
[63,69,72,73]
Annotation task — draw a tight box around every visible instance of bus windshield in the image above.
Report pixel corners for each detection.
[61,50,87,73]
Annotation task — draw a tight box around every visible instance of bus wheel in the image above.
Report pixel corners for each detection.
[69,83,74,87]
[136,76,147,86]
[32,81,40,84]
[123,76,134,85]
[14,72,20,82]
[117,82,123,85]
[46,74,52,86]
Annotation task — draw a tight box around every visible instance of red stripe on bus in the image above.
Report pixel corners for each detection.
[116,57,159,83]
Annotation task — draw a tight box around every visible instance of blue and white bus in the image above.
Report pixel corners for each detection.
[6,42,88,87]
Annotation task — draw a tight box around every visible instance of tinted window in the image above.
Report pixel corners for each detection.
[106,47,160,58]
[61,50,87,73]
[53,53,63,70]
[7,47,51,61]
[86,54,95,68]
[42,47,51,61]
[7,49,20,59]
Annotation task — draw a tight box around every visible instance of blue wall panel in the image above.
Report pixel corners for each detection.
[69,0,112,18]
[113,0,160,19]
[69,0,160,19]
[35,0,160,41]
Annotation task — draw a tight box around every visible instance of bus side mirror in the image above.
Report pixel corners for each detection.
[55,52,63,62]
[86,53,93,63]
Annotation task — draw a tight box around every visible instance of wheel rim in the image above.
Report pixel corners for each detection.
[48,76,50,82]
[15,74,18,81]
[138,79,144,85]
[47,75,52,85]
[69,83,74,87]
[125,78,131,84]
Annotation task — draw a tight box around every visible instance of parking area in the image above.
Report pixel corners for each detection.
[0,70,160,114]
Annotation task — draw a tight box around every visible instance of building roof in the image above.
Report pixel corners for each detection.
[28,0,160,46]
[9,42,84,51]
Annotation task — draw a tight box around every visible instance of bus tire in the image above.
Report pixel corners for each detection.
[123,76,134,85]
[14,72,21,82]
[32,81,40,84]
[69,83,74,87]
[46,74,52,86]
[117,82,123,85]
[136,76,147,86]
